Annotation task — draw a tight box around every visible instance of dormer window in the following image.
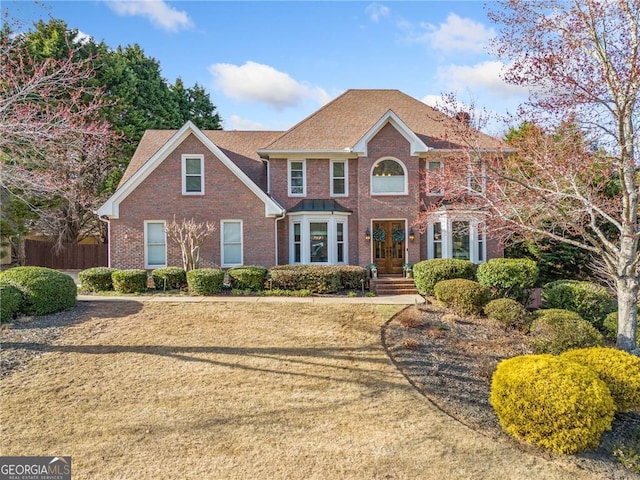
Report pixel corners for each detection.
[182,155,204,195]
[371,158,407,195]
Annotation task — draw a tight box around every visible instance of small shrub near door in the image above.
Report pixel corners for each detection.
[490,354,615,454]
[0,266,76,315]
[412,259,477,296]
[187,268,225,295]
[78,267,118,292]
[433,278,490,316]
[528,309,603,354]
[152,267,187,290]
[112,269,148,294]
[0,280,24,322]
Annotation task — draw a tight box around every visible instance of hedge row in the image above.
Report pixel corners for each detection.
[269,265,367,294]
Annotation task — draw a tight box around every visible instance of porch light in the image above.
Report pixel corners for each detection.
[365,228,371,241]
[409,228,415,241]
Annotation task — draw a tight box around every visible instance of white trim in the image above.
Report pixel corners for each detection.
[352,110,429,157]
[221,219,243,267]
[97,121,285,219]
[370,157,408,196]
[181,154,204,195]
[288,213,349,265]
[426,214,486,264]
[330,159,348,197]
[144,220,167,269]
[288,159,306,197]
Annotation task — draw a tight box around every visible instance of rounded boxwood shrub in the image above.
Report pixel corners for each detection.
[0,266,76,315]
[187,268,224,295]
[542,280,615,328]
[0,280,24,322]
[228,266,267,291]
[413,259,477,296]
[484,298,531,331]
[152,267,187,290]
[476,258,538,304]
[78,267,118,292]
[490,354,615,454]
[529,308,603,354]
[602,309,640,344]
[561,347,640,413]
[434,278,490,316]
[112,269,148,294]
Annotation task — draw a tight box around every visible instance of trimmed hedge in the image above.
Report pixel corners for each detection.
[529,308,603,354]
[228,266,268,291]
[542,280,616,328]
[112,269,148,294]
[484,298,531,331]
[0,266,76,315]
[0,280,24,322]
[187,268,224,295]
[413,259,477,296]
[477,258,538,304]
[152,267,187,290]
[269,265,341,294]
[78,267,118,292]
[490,354,615,454]
[338,265,368,290]
[434,278,490,316]
[561,347,640,413]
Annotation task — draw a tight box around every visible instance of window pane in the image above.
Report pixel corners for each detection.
[223,222,241,242]
[294,223,301,242]
[336,223,344,241]
[452,221,470,260]
[337,244,344,263]
[291,161,303,171]
[147,223,165,244]
[333,178,345,194]
[372,175,405,193]
[185,176,202,192]
[185,158,201,174]
[433,222,441,240]
[333,162,344,177]
[294,244,301,263]
[147,245,165,266]
[373,160,403,176]
[223,244,242,265]
[310,222,328,263]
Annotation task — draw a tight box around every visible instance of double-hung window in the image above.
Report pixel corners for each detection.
[145,221,167,268]
[288,160,306,196]
[426,160,444,195]
[331,160,347,196]
[427,217,486,264]
[221,220,243,267]
[182,155,204,195]
[289,215,348,265]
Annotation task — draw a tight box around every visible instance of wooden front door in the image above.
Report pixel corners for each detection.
[372,220,405,274]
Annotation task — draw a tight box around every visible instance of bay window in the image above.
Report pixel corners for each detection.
[289,214,348,264]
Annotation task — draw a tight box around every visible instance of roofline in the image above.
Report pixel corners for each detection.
[257,148,355,159]
[97,121,285,219]
[352,110,430,156]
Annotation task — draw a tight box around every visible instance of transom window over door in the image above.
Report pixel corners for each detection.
[371,158,407,195]
[182,155,204,195]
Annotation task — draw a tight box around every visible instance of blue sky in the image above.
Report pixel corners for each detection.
[4,1,528,134]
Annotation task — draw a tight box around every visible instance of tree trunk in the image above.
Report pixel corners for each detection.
[616,276,639,353]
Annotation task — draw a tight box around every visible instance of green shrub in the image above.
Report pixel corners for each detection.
[542,280,615,328]
[152,267,187,290]
[484,298,531,331]
[490,354,615,454]
[0,266,76,315]
[603,308,640,344]
[228,266,268,291]
[561,347,640,413]
[187,268,224,295]
[477,258,538,304]
[338,265,368,290]
[529,308,603,354]
[78,267,118,292]
[434,278,490,316]
[269,265,341,294]
[0,280,24,322]
[413,259,477,296]
[112,269,148,294]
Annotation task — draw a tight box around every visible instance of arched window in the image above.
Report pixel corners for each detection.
[371,158,407,194]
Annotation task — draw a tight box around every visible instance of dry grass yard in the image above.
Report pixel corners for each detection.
[0,300,604,479]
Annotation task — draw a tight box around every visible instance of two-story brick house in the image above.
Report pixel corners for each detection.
[97,89,505,274]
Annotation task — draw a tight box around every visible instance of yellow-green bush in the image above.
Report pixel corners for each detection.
[561,347,640,413]
[490,354,615,454]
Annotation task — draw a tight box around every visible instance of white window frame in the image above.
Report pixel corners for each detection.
[288,214,349,265]
[426,215,486,264]
[466,159,486,195]
[144,220,167,269]
[182,154,205,195]
[221,220,243,267]
[370,157,408,196]
[288,159,306,197]
[330,160,348,197]
[426,160,444,196]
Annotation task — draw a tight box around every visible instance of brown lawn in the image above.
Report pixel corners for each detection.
[0,300,600,479]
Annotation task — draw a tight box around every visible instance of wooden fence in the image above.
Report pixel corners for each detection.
[24,240,108,270]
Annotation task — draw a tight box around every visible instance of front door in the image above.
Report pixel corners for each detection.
[372,220,405,274]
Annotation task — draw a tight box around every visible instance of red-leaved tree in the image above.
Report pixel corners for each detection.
[422,0,639,353]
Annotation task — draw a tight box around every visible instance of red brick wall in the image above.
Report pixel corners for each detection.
[109,134,276,269]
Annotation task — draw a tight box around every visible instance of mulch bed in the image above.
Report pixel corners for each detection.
[382,302,640,480]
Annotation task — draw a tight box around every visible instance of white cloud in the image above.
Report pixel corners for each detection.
[365,3,390,23]
[406,13,494,53]
[209,61,331,110]
[227,115,266,131]
[436,61,529,98]
[74,30,93,45]
[105,1,193,32]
